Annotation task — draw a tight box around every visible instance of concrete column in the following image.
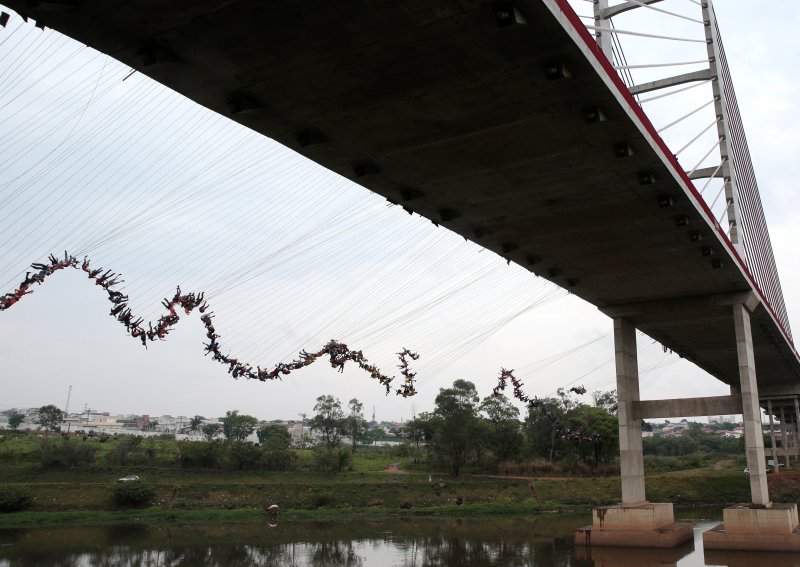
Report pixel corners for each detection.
[768,400,778,471]
[593,0,614,61]
[733,304,770,506]
[780,406,791,468]
[794,398,800,458]
[614,317,646,505]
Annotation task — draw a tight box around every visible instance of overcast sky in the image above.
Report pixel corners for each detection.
[0,1,797,422]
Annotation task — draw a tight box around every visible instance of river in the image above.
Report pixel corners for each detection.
[1,510,797,566]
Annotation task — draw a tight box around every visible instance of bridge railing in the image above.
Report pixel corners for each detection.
[711,14,792,338]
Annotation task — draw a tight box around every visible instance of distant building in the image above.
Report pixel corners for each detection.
[709,415,739,424]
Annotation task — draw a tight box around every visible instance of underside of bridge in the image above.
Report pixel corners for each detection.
[7,0,800,551]
[7,0,797,391]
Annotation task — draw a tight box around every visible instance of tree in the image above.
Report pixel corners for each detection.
[36,405,63,433]
[403,413,434,464]
[479,394,522,463]
[202,422,223,441]
[311,395,345,449]
[227,441,261,471]
[343,399,368,454]
[189,415,204,432]
[592,389,618,415]
[430,380,480,476]
[570,405,618,465]
[221,410,258,442]
[257,425,296,470]
[8,413,24,430]
[524,388,581,462]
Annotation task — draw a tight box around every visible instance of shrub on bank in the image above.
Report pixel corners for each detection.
[112,479,155,508]
[177,440,222,469]
[0,486,32,513]
[36,437,98,469]
[313,447,352,473]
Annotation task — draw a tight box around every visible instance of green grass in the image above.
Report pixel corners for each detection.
[0,461,756,525]
[0,433,765,528]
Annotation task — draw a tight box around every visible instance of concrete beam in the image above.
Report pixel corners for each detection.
[629,68,713,96]
[758,384,800,398]
[688,164,727,180]
[601,0,664,19]
[632,395,742,419]
[601,291,760,319]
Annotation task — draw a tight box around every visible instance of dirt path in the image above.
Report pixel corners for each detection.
[383,462,410,474]
[713,459,733,471]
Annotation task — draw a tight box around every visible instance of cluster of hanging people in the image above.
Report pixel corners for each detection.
[0,252,419,398]
[2,252,602,441]
[493,368,599,443]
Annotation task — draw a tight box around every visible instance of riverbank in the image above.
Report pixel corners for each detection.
[1,460,785,527]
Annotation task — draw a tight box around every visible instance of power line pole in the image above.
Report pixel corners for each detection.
[298,412,307,445]
[64,385,72,433]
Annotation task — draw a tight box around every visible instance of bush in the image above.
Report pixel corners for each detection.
[311,494,336,508]
[0,487,32,513]
[112,480,155,508]
[106,436,145,466]
[177,440,222,469]
[312,447,352,473]
[226,441,262,471]
[36,437,98,468]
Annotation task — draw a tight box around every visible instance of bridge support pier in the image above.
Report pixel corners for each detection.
[575,318,693,548]
[704,304,800,552]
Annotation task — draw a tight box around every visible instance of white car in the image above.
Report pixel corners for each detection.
[117,475,140,482]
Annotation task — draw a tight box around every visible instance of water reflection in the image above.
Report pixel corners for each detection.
[704,550,800,567]
[576,541,695,566]
[0,513,792,566]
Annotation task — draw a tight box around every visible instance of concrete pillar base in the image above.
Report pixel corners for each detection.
[574,502,693,548]
[703,503,800,552]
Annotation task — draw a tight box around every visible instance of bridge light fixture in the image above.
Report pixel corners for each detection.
[526,255,541,266]
[657,195,674,208]
[675,215,690,226]
[399,187,425,201]
[584,107,606,124]
[702,246,714,256]
[566,278,579,287]
[493,2,524,27]
[615,143,634,158]
[639,173,656,185]
[501,242,518,254]
[544,61,570,80]
[547,267,561,278]
[711,258,723,269]
[689,231,703,242]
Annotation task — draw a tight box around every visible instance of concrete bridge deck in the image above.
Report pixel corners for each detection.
[5,0,798,392]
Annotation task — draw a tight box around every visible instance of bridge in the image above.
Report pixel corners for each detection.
[4,0,799,552]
